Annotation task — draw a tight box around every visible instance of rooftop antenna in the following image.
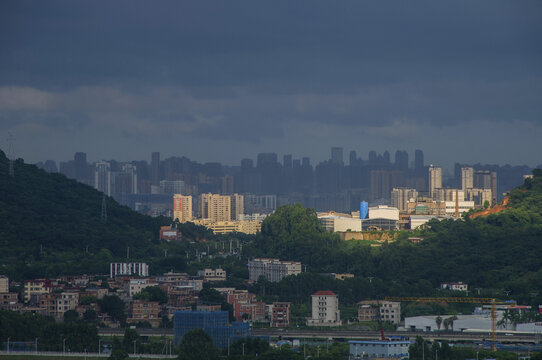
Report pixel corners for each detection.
[7,132,15,177]
[101,194,108,223]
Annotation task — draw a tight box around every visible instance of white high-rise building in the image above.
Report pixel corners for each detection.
[428,165,442,198]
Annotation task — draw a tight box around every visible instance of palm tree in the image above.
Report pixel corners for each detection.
[436,316,443,331]
[443,318,450,331]
[448,316,458,332]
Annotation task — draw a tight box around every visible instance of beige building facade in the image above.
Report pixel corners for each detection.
[173,194,193,222]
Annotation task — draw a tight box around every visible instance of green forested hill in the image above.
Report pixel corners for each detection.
[253,170,542,304]
[0,151,171,280]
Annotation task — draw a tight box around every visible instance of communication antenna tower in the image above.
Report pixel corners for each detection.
[101,194,108,223]
[7,133,15,177]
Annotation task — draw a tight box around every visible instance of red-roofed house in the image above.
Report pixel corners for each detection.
[307,290,341,327]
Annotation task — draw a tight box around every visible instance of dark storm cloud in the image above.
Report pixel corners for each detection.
[0,0,541,164]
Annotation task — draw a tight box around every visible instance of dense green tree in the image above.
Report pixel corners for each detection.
[98,295,126,323]
[132,286,168,304]
[63,309,79,322]
[177,329,220,360]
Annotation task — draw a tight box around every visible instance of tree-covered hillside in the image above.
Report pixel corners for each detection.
[0,151,171,280]
[253,170,542,304]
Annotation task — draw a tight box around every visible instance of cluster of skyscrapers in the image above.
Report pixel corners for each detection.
[36,148,529,219]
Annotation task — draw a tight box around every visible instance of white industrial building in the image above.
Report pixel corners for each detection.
[409,215,437,229]
[404,313,510,332]
[445,201,475,216]
[318,214,362,232]
[362,205,400,231]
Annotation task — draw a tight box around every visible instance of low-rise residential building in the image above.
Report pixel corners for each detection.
[307,290,341,327]
[39,291,79,318]
[226,289,256,305]
[248,258,302,282]
[0,276,9,293]
[0,292,20,311]
[197,268,227,282]
[24,279,56,304]
[124,278,158,297]
[128,300,160,326]
[270,302,291,327]
[357,300,401,325]
[233,301,266,322]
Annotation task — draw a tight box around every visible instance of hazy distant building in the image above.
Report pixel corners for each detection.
[370,170,391,201]
[74,152,88,183]
[466,188,493,208]
[230,194,244,220]
[151,152,160,186]
[122,164,138,194]
[414,149,424,174]
[474,170,497,205]
[173,194,193,222]
[461,167,474,190]
[94,161,111,195]
[394,150,409,171]
[391,188,418,212]
[244,194,277,214]
[331,147,344,165]
[161,180,186,195]
[433,188,464,202]
[428,165,442,198]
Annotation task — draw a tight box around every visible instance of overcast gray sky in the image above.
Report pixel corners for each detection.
[1,1,541,169]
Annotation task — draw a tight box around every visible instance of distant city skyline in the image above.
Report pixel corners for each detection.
[2,1,541,169]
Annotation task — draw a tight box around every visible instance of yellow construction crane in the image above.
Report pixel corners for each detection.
[385,297,517,352]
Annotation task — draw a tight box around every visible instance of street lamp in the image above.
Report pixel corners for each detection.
[133,340,137,355]
[242,342,245,356]
[63,338,66,354]
[422,340,425,360]
[436,348,439,360]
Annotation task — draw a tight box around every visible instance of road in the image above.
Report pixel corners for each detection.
[98,328,539,344]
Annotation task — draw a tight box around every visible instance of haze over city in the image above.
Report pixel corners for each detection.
[1,1,541,169]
